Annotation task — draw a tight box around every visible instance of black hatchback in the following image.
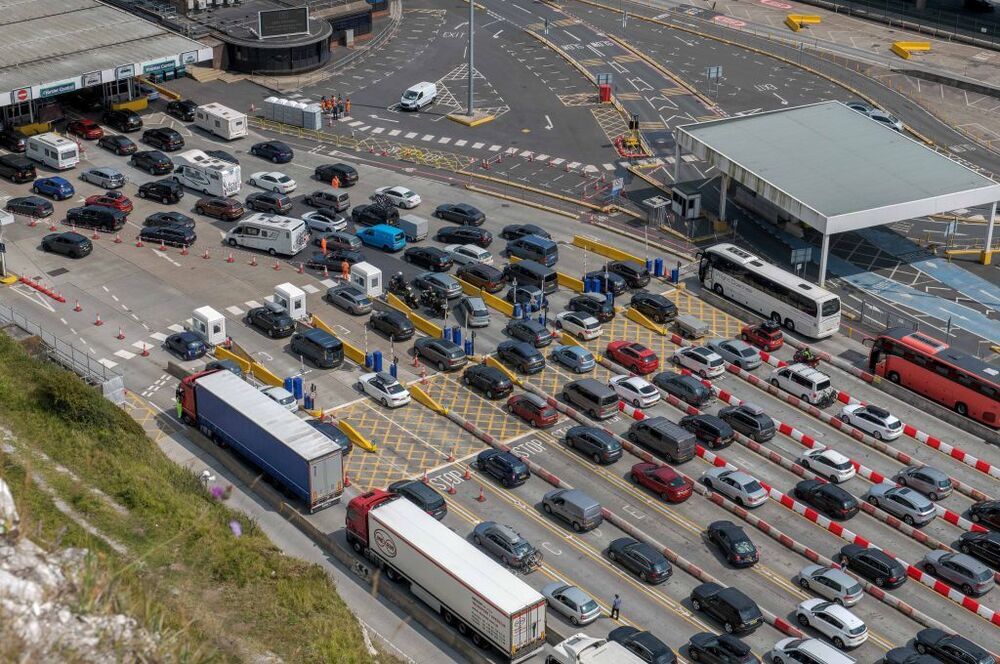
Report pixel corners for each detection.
[476,449,530,487]
[6,196,53,218]
[793,479,859,520]
[315,162,357,185]
[568,294,615,322]
[368,309,414,341]
[131,150,173,175]
[103,109,142,132]
[252,140,294,163]
[496,340,545,374]
[719,403,776,442]
[41,232,92,258]
[679,414,734,449]
[97,134,137,155]
[462,364,513,399]
[958,530,1000,569]
[166,99,198,121]
[389,479,447,520]
[690,583,764,634]
[404,246,452,271]
[142,127,184,151]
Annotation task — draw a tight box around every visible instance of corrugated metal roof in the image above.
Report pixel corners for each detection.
[0,0,206,91]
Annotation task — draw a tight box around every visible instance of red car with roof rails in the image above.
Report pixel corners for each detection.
[85,191,133,213]
[67,119,104,140]
[607,341,659,375]
[740,320,784,351]
[630,463,693,503]
[507,394,559,428]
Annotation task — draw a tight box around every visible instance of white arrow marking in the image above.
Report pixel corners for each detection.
[452,21,468,29]
[773,92,788,105]
[493,29,503,38]
[153,249,181,267]
[369,114,399,123]
[544,115,553,130]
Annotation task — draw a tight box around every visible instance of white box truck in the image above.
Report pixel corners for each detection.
[546,634,645,664]
[194,102,248,140]
[172,149,241,197]
[347,490,547,662]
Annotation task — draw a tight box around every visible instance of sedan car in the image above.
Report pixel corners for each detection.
[305,249,366,270]
[541,583,601,626]
[302,209,347,232]
[913,628,994,664]
[631,463,692,502]
[138,224,195,248]
[144,211,196,230]
[707,520,758,567]
[839,404,903,440]
[798,448,856,483]
[6,196,53,218]
[608,626,676,664]
[245,303,295,338]
[549,345,595,373]
[500,223,550,240]
[894,465,953,501]
[444,243,493,266]
[958,530,1000,570]
[251,140,294,163]
[97,134,137,155]
[555,311,602,340]
[374,185,421,208]
[797,564,864,607]
[41,232,92,258]
[610,375,660,408]
[249,171,296,194]
[325,284,373,315]
[838,544,907,588]
[404,246,453,271]
[707,338,761,370]
[357,372,411,408]
[504,318,553,347]
[794,479,859,520]
[368,309,414,341]
[687,632,758,664]
[497,340,545,374]
[472,521,536,567]
[922,551,994,596]
[864,483,936,527]
[130,150,173,175]
[672,346,725,378]
[80,166,125,189]
[32,176,74,200]
[794,599,868,649]
[970,501,1000,530]
[246,191,293,214]
[413,272,461,299]
[435,202,484,225]
[507,394,559,428]
[702,468,768,508]
[142,127,184,151]
[607,341,659,375]
[436,225,493,248]
[462,364,513,399]
[718,403,775,442]
[164,331,207,360]
[67,119,103,140]
[607,537,672,584]
[85,191,133,213]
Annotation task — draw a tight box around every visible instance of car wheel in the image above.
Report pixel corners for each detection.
[875,576,885,587]
[70,251,79,259]
[887,371,900,383]
[437,361,446,372]
[833,638,845,650]
[272,156,280,163]
[572,521,583,532]
[923,563,936,576]
[381,398,390,408]
[916,644,928,655]
[897,476,907,487]
[41,243,50,252]
[268,248,277,256]
[543,503,552,514]
[691,598,701,611]
[928,491,939,501]
[960,542,972,554]
[228,238,237,247]
[962,583,974,595]
[798,577,810,589]
[267,329,275,338]
[868,496,879,507]
[904,514,914,525]
[689,649,701,662]
[632,398,641,408]
[770,379,780,387]
[608,550,617,561]
[773,657,785,664]
[797,614,809,627]
[570,615,580,626]
[486,389,495,400]
[972,513,982,523]
[839,555,849,566]
[713,284,723,296]
[723,622,734,634]
[873,430,883,440]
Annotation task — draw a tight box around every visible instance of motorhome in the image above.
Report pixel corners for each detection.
[172,149,241,197]
[25,133,79,170]
[223,213,308,257]
[194,103,248,140]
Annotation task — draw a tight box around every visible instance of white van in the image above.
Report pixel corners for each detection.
[399,82,437,111]
[172,149,241,197]
[26,133,79,170]
[194,103,248,140]
[224,213,308,257]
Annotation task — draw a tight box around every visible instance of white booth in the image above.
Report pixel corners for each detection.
[190,306,226,346]
[351,262,382,297]
[274,283,308,320]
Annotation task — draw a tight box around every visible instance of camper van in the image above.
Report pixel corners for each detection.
[172,149,241,197]
[399,82,437,111]
[26,133,79,170]
[194,103,248,140]
[224,213,308,257]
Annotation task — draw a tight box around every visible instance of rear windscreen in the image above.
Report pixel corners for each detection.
[598,391,618,406]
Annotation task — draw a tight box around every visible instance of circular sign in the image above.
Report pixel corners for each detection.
[713,15,747,27]
[15,89,28,102]
[373,528,397,558]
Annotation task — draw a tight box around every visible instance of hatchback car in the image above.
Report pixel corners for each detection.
[435,202,485,225]
[387,479,446,520]
[564,426,622,465]
[314,162,356,185]
[80,167,125,189]
[555,311,602,340]
[325,284,372,315]
[606,260,650,288]
[196,197,244,220]
[702,468,768,508]
[85,191,133,213]
[680,414,734,449]
[139,224,195,248]
[687,632,758,664]
[164,331,207,360]
[437,226,493,248]
[414,337,466,372]
[541,583,601,626]
[610,375,660,408]
[654,372,712,407]
[245,303,295,338]
[795,599,868,649]
[166,99,198,121]
[894,465,953,501]
[497,340,545,374]
[472,521,536,567]
[630,291,677,323]
[718,403,775,442]
[608,537,672,584]
[368,309,414,341]
[840,404,903,440]
[584,269,627,295]
[249,171,296,194]
[673,346,725,378]
[462,364,513,399]
[374,185,421,208]
[507,394,559,428]
[41,232,92,258]
[707,338,761,370]
[608,626,676,664]
[504,318,553,347]
[251,140,294,163]
[32,176,74,200]
[456,262,505,291]
[413,272,461,299]
[97,134,137,155]
[913,628,994,664]
[607,341,659,374]
[690,583,764,634]
[707,520,758,567]
[262,386,298,412]
[838,544,907,588]
[404,246,453,271]
[67,119,103,140]
[6,196,53,218]
[476,448,530,487]
[246,191,293,214]
[501,223,550,240]
[970,501,1000,529]
[864,483,936,526]
[794,479,859,520]
[798,448,856,483]
[103,109,142,132]
[958,530,1000,570]
[142,127,184,151]
[631,463,693,502]
[922,551,994,596]
[444,243,493,266]
[357,372,411,408]
[740,320,784,351]
[550,345,595,373]
[797,564,864,606]
[568,293,614,321]
[131,150,173,175]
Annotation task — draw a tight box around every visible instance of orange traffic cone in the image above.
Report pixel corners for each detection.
[344,472,351,487]
[140,343,149,357]
[226,252,235,263]
[463,467,472,480]
[422,470,429,484]
[248,255,257,266]
[476,485,486,502]
[448,485,457,494]
[115,326,125,340]
[202,248,211,260]
[73,300,82,312]
[94,313,103,326]
[113,233,122,244]
[158,240,167,252]
[272,260,281,271]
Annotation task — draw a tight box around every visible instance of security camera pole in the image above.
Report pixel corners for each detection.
[467,0,475,116]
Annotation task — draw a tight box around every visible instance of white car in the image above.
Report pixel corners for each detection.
[261,385,298,412]
[672,346,725,378]
[794,598,868,649]
[373,185,421,208]
[444,243,493,266]
[357,371,411,408]
[798,448,856,483]
[798,564,864,607]
[609,375,660,408]
[839,404,902,440]
[249,171,297,194]
[555,311,603,341]
[701,468,769,508]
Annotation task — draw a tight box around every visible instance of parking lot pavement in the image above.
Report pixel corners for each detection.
[422,372,536,441]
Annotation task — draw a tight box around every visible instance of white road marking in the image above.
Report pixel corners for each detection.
[421,134,435,141]
[114,349,135,360]
[438,137,451,144]
[472,142,485,149]
[454,139,467,146]
[149,332,168,341]
[511,3,532,12]
[563,30,581,42]
[321,279,336,288]
[226,305,244,316]
[536,154,550,161]
[603,163,616,170]
[388,129,401,136]
[245,300,262,309]
[167,324,184,333]
[301,284,320,294]
[372,127,386,134]
[405,132,418,139]
[493,29,503,38]
[550,157,564,165]
[98,358,118,369]
[567,161,581,169]
[488,144,502,152]
[544,115,553,130]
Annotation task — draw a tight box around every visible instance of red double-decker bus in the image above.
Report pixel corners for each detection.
[868,327,999,428]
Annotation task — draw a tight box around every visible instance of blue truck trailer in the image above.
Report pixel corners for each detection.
[177,369,343,512]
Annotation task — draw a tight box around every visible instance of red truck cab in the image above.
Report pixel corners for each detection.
[346,489,399,551]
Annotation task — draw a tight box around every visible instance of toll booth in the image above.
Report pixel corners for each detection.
[671,181,703,220]
[274,283,308,320]
[190,306,226,346]
[350,262,382,297]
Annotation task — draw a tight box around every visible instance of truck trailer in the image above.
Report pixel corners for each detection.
[347,490,547,662]
[194,102,248,140]
[177,369,343,512]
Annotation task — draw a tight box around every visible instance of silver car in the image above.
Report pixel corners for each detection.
[798,564,864,607]
[541,583,602,625]
[864,483,936,527]
[80,166,126,189]
[922,551,994,596]
[894,465,953,501]
[707,338,762,370]
[702,468,769,508]
[325,284,372,315]
[550,345,595,373]
[472,521,538,568]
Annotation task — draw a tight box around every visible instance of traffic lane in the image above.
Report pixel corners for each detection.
[422,372,539,442]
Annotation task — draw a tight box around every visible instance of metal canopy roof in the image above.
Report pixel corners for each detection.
[676,102,1000,235]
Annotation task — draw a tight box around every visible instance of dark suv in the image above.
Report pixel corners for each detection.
[388,480,447,520]
[839,544,907,588]
[246,191,292,213]
[631,292,677,324]
[368,309,414,341]
[131,150,173,175]
[315,163,358,186]
[476,449,530,487]
[245,303,295,338]
[653,372,712,407]
[145,211,195,230]
[564,426,622,464]
[196,196,244,220]
[41,232,92,258]
[690,583,764,634]
[352,203,399,227]
[103,109,143,132]
[793,479,859,520]
[607,260,651,288]
[137,179,183,204]
[496,340,545,374]
[66,205,126,231]
[679,414,734,449]
[166,99,198,121]
[0,128,27,152]
[457,263,505,292]
[142,127,184,151]
[569,293,615,322]
[414,337,467,372]
[719,403,776,442]
[462,365,513,399]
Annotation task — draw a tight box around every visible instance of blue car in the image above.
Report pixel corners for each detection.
[250,140,294,164]
[32,176,75,200]
[550,345,596,373]
[164,331,207,360]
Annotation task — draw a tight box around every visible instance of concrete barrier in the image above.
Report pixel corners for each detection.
[312,314,367,366]
[212,347,251,374]
[410,384,446,414]
[572,235,644,264]
[785,14,821,31]
[625,307,667,335]
[457,277,515,317]
[337,420,378,453]
[891,41,931,59]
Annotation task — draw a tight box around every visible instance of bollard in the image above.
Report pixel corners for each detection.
[389,361,398,378]
[538,313,546,326]
[464,338,474,356]
[292,376,303,400]
[655,258,664,277]
[304,394,314,410]
[365,352,373,369]
[513,302,522,318]
[582,277,590,293]
[605,291,614,307]
[443,326,453,342]
[373,350,383,373]
[452,326,462,347]
[670,267,679,284]
[646,259,654,274]
[283,377,294,394]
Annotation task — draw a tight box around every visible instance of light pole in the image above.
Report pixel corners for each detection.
[467,0,475,116]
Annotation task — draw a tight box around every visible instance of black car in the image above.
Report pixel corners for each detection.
[608,626,676,664]
[970,501,1000,530]
[66,206,126,231]
[719,404,776,443]
[6,196,53,218]
[689,583,764,634]
[142,127,184,151]
[205,150,239,165]
[388,479,447,520]
[404,246,453,271]
[245,304,295,338]
[838,544,907,588]
[653,372,711,407]
[501,223,550,240]
[585,270,627,295]
[0,128,27,152]
[435,202,485,226]
[883,647,941,664]
[251,140,294,163]
[476,449,530,488]
[41,232,92,258]
[305,249,365,270]
[568,293,615,322]
[496,340,545,374]
[456,263,505,292]
[914,628,994,664]
[679,414,735,449]
[137,179,183,204]
[351,203,399,227]
[131,150,173,175]
[462,365,513,399]
[103,109,143,132]
[144,211,195,230]
[368,309,414,341]
[506,284,548,309]
[435,226,493,248]
[315,162,357,185]
[608,538,672,584]
[306,419,352,455]
[607,260,650,288]
[246,191,293,213]
[97,135,137,155]
[164,331,207,360]
[958,530,1000,569]
[564,426,622,464]
[707,520,758,568]
[631,291,677,324]
[687,632,758,664]
[505,318,553,348]
[139,224,195,247]
[166,99,198,121]
[793,479,859,520]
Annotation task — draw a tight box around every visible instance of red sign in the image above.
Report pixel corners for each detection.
[15,88,28,102]
[713,15,747,27]
[760,0,793,8]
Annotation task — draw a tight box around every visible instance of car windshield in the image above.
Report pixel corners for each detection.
[742,480,763,494]
[639,385,657,395]
[185,341,202,349]
[403,90,419,100]
[815,379,831,391]
[822,299,841,316]
[666,476,686,487]
[845,583,862,595]
[578,599,598,613]
[277,175,291,183]
[739,347,757,358]
[830,459,853,470]
[510,539,532,555]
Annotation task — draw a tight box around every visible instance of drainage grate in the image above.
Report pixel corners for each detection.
[47,268,68,277]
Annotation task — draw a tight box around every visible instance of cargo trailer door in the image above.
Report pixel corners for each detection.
[510,599,546,663]
[309,451,343,511]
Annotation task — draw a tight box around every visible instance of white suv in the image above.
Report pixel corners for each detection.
[794,599,868,649]
[798,448,856,483]
[770,364,836,406]
[839,404,902,440]
[771,638,857,664]
[672,346,725,378]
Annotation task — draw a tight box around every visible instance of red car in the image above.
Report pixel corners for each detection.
[740,321,783,351]
[630,463,693,503]
[606,341,659,375]
[506,394,559,428]
[67,119,104,140]
[85,191,133,213]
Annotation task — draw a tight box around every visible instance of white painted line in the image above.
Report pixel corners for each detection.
[682,154,698,162]
[167,323,184,333]
[472,142,485,149]
[245,300,262,309]
[114,349,136,360]
[301,284,320,294]
[454,139,467,147]
[519,150,532,157]
[111,295,119,302]
[372,127,386,134]
[567,161,581,169]
[357,125,371,132]
[226,305,244,316]
[320,278,337,288]
[405,132,418,139]
[505,147,518,155]
[550,158,564,165]
[131,341,147,350]
[536,154,550,161]
[149,332,168,342]
[603,163,616,170]
[438,137,451,144]
[488,144,502,152]
[98,358,118,369]
[388,129,401,136]
[421,134,435,141]
[349,120,364,127]
[102,286,109,292]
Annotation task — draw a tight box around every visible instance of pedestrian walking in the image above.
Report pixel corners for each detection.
[610,594,621,620]
[341,260,350,281]
[321,96,328,112]
[345,97,351,116]
[337,101,344,118]
[331,175,340,189]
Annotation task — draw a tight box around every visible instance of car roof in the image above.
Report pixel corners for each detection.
[518,393,549,407]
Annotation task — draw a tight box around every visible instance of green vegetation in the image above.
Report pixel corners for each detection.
[0,334,392,663]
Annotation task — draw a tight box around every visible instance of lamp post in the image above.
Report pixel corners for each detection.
[467,0,475,116]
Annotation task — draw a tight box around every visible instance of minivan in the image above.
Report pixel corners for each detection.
[562,378,619,420]
[316,230,362,252]
[0,154,35,183]
[542,488,603,532]
[66,205,127,232]
[400,81,437,111]
[770,364,836,407]
[289,329,344,368]
[505,260,558,295]
[356,224,405,251]
[305,190,350,212]
[506,235,559,267]
[628,416,697,463]
[460,296,490,328]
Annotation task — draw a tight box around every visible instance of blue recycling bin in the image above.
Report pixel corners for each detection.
[443,326,453,342]
[304,394,314,410]
[655,258,664,277]
[452,327,462,346]
[513,302,522,318]
[364,352,373,368]
[373,350,383,372]
[670,267,679,284]
[646,259,654,274]
[464,338,474,356]
[283,377,293,393]
[292,376,303,400]
[582,278,590,293]
[389,362,398,378]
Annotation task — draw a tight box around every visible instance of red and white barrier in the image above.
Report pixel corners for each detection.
[617,401,646,420]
